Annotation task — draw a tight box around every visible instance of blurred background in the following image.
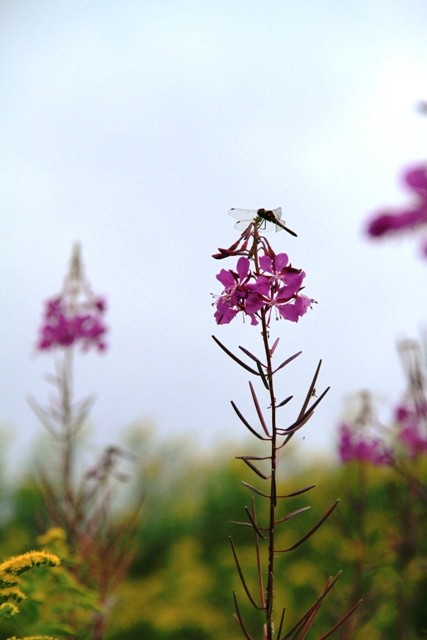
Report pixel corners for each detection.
[1,0,427,470]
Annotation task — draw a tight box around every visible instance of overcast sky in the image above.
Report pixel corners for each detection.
[1,0,427,472]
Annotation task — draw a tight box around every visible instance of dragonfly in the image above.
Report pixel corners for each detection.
[228,207,297,237]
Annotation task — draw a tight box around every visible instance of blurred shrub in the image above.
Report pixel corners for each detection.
[0,432,426,638]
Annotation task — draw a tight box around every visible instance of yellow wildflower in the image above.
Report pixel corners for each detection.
[36,528,66,546]
[0,585,26,602]
[0,551,60,581]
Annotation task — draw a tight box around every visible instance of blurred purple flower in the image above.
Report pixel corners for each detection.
[38,296,107,352]
[367,207,427,237]
[338,422,393,466]
[37,244,108,352]
[395,403,427,458]
[366,164,427,255]
[405,166,427,196]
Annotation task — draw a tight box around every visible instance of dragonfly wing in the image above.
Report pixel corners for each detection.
[228,208,257,220]
[227,207,290,234]
[271,208,283,233]
[233,221,246,230]
[256,207,283,232]
[228,208,257,230]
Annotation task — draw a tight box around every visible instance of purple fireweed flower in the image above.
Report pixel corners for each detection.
[277,294,312,322]
[338,422,393,466]
[38,295,107,352]
[37,244,108,352]
[395,403,427,458]
[214,251,312,325]
[404,165,427,196]
[366,163,427,254]
[214,257,265,325]
[337,391,394,466]
[367,207,427,237]
[255,253,312,323]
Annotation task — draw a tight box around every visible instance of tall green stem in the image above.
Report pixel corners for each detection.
[252,225,278,640]
[60,348,75,524]
[261,310,277,640]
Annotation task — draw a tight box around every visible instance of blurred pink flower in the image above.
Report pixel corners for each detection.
[367,207,427,237]
[338,422,393,466]
[38,296,107,352]
[37,244,108,352]
[366,164,427,254]
[395,403,427,458]
[405,166,427,196]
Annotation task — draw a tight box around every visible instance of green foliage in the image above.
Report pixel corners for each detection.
[1,434,427,638]
[0,551,60,614]
[0,548,60,640]
[0,525,102,640]
[15,528,101,640]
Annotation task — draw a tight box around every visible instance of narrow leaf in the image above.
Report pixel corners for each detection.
[230,520,252,527]
[233,592,255,640]
[297,602,323,639]
[270,337,280,355]
[241,482,316,501]
[276,608,286,640]
[27,396,59,438]
[245,505,266,539]
[239,345,263,364]
[280,484,316,497]
[231,401,268,441]
[274,505,310,524]
[295,360,327,428]
[277,386,330,441]
[229,538,263,610]
[281,573,342,640]
[298,387,330,425]
[241,481,270,498]
[249,381,270,436]
[275,500,339,552]
[318,599,363,640]
[212,335,259,375]
[300,359,323,415]
[256,359,270,390]
[276,395,293,408]
[273,350,302,374]
[237,457,270,479]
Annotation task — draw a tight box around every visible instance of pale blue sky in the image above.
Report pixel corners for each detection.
[1,0,427,469]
